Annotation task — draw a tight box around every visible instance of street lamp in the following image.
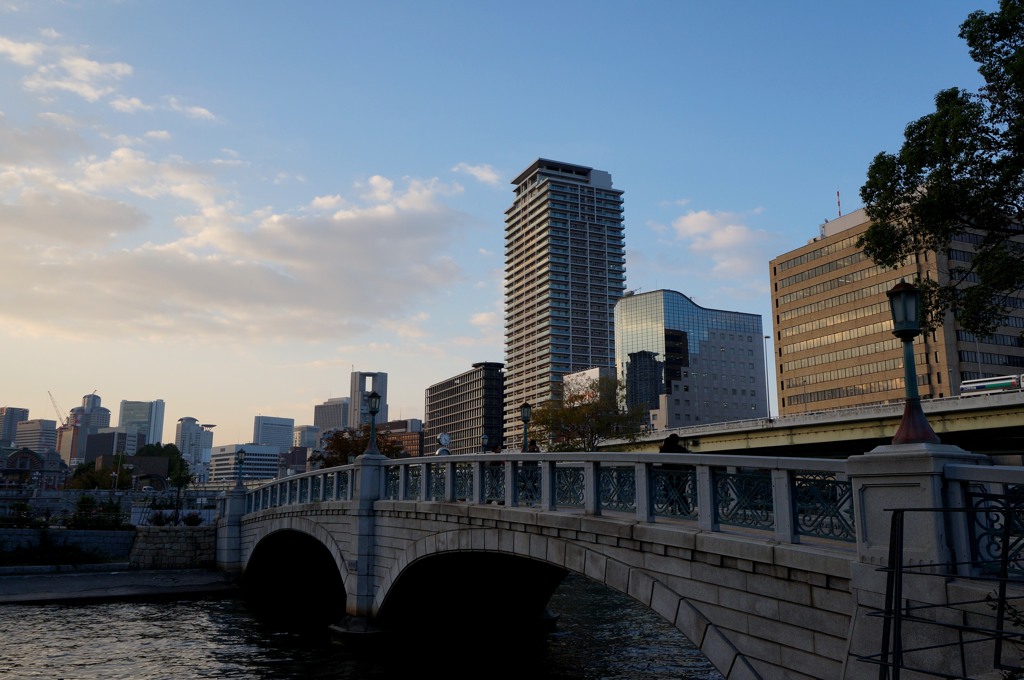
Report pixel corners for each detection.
[364,391,381,456]
[481,433,489,453]
[887,280,941,445]
[520,401,532,453]
[235,448,246,487]
[763,334,772,420]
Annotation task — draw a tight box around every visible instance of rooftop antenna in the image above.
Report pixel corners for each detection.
[837,189,842,218]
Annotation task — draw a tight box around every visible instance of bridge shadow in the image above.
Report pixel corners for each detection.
[241,529,345,630]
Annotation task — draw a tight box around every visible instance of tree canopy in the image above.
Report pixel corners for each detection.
[858,0,1024,336]
[310,424,404,468]
[530,375,646,452]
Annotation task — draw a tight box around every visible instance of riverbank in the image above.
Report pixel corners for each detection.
[0,566,240,605]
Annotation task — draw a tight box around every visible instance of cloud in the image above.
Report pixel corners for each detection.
[165,96,215,120]
[670,209,769,279]
[0,36,45,65]
[110,96,152,113]
[452,162,501,186]
[23,55,132,102]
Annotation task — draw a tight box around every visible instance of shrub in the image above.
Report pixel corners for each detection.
[182,512,203,526]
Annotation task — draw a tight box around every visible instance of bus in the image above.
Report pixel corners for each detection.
[959,374,1024,396]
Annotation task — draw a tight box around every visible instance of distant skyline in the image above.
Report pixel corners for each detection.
[0,1,996,446]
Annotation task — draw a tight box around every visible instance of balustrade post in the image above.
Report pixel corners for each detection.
[540,460,556,511]
[505,460,518,507]
[584,461,600,515]
[696,464,716,531]
[471,461,485,505]
[419,462,429,501]
[443,460,455,502]
[635,462,653,522]
[771,468,794,543]
[841,442,991,678]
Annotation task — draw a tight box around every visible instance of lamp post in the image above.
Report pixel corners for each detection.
[235,448,246,488]
[364,391,381,456]
[887,280,941,445]
[481,433,489,453]
[520,401,532,453]
[763,334,772,420]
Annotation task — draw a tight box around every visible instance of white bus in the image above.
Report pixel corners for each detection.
[959,374,1024,396]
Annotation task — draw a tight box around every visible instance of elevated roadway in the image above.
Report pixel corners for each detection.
[614,391,1024,461]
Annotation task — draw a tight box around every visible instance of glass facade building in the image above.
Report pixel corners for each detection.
[614,290,767,429]
[503,159,626,446]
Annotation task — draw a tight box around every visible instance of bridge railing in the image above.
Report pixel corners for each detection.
[244,452,854,546]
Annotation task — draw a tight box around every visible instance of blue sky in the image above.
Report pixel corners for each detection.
[0,0,996,446]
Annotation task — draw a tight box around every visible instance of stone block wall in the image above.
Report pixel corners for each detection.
[0,527,136,560]
[129,526,216,570]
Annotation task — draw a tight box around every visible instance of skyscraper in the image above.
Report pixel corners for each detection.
[253,415,295,455]
[425,361,505,454]
[349,371,388,426]
[118,399,166,446]
[0,407,29,446]
[15,419,57,452]
[175,417,215,483]
[503,159,626,445]
[57,393,111,467]
[614,290,767,429]
[314,397,350,433]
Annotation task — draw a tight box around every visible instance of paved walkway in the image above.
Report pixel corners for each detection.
[0,567,240,604]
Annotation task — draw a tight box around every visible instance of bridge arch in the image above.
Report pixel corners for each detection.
[243,517,351,627]
[375,526,752,676]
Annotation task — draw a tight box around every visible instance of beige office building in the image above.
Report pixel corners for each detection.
[769,208,1024,416]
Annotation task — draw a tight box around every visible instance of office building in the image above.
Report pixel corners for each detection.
[768,208,1024,415]
[314,397,350,433]
[175,417,215,484]
[0,407,29,446]
[210,443,279,484]
[252,416,295,455]
[425,362,505,454]
[381,419,424,457]
[503,159,626,446]
[15,419,57,453]
[350,372,388,426]
[293,425,321,449]
[118,399,166,446]
[57,393,111,467]
[614,290,767,429]
[84,427,145,461]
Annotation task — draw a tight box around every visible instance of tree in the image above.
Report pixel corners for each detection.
[530,375,646,452]
[310,424,404,468]
[857,0,1024,336]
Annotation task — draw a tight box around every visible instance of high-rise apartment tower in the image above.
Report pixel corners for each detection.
[503,159,626,445]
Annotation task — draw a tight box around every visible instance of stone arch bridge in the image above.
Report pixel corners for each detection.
[216,444,1024,680]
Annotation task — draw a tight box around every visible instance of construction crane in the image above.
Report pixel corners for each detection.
[48,391,70,428]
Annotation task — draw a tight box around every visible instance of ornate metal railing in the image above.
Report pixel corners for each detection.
[243,452,855,546]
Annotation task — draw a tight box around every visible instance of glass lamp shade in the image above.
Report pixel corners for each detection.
[887,280,921,340]
[520,401,532,423]
[367,391,381,416]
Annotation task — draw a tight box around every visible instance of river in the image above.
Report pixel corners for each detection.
[0,573,724,679]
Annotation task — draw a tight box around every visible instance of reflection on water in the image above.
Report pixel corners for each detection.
[0,573,723,679]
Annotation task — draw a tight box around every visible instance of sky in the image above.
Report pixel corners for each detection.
[0,0,998,447]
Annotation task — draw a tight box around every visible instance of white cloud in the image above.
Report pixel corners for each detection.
[145,130,170,140]
[452,162,501,186]
[670,209,769,279]
[0,36,45,65]
[165,96,215,120]
[310,194,343,210]
[23,55,131,102]
[110,96,152,113]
